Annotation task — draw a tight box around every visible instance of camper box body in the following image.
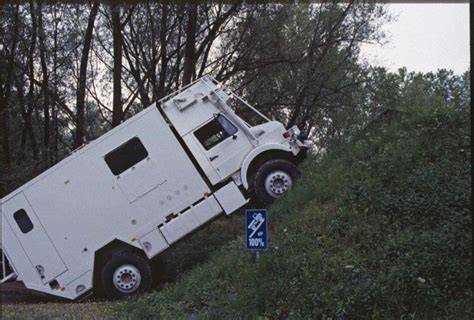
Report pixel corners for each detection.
[1,77,307,300]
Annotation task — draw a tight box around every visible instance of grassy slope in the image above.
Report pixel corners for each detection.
[119,104,471,319]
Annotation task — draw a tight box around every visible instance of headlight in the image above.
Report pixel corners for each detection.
[283,126,300,139]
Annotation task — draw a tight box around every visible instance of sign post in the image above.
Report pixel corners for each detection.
[245,209,268,261]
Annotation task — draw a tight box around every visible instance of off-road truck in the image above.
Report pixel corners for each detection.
[0,76,309,299]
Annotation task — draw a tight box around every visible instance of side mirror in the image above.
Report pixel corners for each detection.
[232,134,238,140]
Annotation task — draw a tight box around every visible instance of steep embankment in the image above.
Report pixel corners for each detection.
[118,104,471,319]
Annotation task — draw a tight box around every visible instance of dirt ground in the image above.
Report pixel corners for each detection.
[0,282,122,319]
[1,281,63,304]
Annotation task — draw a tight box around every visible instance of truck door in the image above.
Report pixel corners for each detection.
[2,193,68,284]
[192,114,253,181]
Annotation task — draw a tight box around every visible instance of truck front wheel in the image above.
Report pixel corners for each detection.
[253,159,299,204]
[101,251,152,299]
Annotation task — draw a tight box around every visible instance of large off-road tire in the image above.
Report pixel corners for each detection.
[253,159,299,205]
[101,251,152,299]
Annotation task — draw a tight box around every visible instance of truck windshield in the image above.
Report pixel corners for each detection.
[227,94,270,127]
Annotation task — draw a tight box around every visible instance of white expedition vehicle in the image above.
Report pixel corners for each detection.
[0,76,309,300]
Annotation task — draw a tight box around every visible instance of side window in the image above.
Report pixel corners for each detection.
[14,209,34,234]
[194,115,238,150]
[105,137,149,175]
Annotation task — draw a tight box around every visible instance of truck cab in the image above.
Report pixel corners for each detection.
[160,76,309,203]
[1,76,309,300]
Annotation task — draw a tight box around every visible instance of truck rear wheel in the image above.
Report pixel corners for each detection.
[253,159,299,204]
[101,251,152,299]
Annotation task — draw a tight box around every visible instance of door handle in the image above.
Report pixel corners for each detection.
[210,155,219,161]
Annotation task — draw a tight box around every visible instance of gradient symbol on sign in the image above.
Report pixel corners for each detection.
[245,209,268,250]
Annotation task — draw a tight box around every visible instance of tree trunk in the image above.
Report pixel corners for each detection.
[15,68,37,168]
[74,2,99,148]
[157,5,168,99]
[27,0,39,161]
[16,74,27,164]
[174,6,184,90]
[182,4,197,85]
[52,4,59,162]
[37,2,51,164]
[111,3,123,127]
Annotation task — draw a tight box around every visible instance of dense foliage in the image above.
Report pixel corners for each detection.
[118,96,471,318]
[0,2,388,196]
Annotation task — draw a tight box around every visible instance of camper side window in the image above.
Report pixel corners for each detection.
[194,115,237,150]
[105,137,149,175]
[14,209,34,234]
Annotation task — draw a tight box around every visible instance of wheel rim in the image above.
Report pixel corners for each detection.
[113,264,142,293]
[264,170,293,198]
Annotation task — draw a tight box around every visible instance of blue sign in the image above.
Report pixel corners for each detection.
[245,209,268,250]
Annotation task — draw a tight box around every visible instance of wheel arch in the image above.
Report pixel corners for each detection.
[92,239,145,295]
[241,144,296,190]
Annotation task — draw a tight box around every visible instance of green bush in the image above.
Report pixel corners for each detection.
[117,104,471,319]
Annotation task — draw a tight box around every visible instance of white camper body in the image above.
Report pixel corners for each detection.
[1,76,309,300]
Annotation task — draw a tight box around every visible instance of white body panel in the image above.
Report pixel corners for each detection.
[1,76,307,300]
